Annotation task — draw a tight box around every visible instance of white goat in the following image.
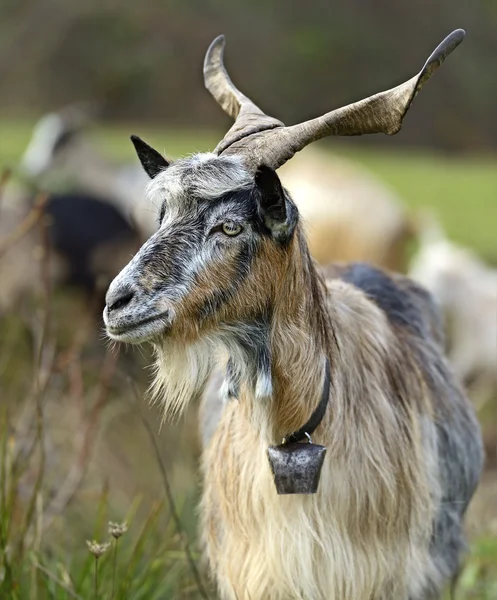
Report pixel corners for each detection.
[410,214,497,395]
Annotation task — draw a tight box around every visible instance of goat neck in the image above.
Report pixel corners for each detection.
[232,227,335,444]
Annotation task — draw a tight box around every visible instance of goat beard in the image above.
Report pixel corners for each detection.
[150,337,214,422]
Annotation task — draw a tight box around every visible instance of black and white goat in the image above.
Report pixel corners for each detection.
[103,30,483,600]
[19,108,154,237]
[0,184,139,309]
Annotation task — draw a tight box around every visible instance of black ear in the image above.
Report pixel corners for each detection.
[255,165,286,221]
[130,135,169,178]
[255,165,297,242]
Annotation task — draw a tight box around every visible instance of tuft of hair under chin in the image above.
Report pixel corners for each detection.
[149,337,215,422]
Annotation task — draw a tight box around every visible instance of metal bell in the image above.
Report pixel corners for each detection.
[267,438,326,495]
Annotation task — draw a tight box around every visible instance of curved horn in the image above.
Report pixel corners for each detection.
[204,35,283,153]
[213,30,466,170]
[204,35,265,121]
[279,30,466,147]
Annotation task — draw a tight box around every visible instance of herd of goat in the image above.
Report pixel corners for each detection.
[0,29,496,600]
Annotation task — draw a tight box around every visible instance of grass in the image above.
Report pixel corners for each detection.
[0,293,211,599]
[0,119,496,598]
[337,144,497,260]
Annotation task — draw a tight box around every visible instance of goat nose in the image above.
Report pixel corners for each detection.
[106,285,135,312]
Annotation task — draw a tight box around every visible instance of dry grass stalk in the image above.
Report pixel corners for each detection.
[133,382,210,600]
[42,349,119,532]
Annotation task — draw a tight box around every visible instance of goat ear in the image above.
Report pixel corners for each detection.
[255,165,296,242]
[255,165,287,221]
[130,135,169,178]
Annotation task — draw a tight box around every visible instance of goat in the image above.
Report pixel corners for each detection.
[409,213,497,398]
[279,148,414,271]
[104,31,483,600]
[19,107,152,236]
[0,183,139,309]
[21,108,414,271]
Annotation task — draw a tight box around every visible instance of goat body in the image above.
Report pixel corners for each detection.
[20,110,152,235]
[105,153,483,600]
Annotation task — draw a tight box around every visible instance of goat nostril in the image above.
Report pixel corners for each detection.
[108,290,134,312]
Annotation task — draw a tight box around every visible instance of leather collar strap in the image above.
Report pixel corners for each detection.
[283,358,331,445]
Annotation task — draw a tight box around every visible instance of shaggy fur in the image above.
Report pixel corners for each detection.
[105,152,483,600]
[199,251,481,600]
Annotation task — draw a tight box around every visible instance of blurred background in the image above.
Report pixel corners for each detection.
[0,1,496,598]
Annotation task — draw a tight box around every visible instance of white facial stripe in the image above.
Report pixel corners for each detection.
[182,244,215,284]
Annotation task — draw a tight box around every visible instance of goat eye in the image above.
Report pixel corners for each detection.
[221,222,243,237]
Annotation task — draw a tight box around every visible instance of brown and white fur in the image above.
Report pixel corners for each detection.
[104,146,483,600]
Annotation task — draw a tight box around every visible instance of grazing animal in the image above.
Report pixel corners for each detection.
[19,107,151,235]
[21,109,413,271]
[104,31,483,600]
[0,187,139,308]
[279,148,414,271]
[410,214,497,394]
